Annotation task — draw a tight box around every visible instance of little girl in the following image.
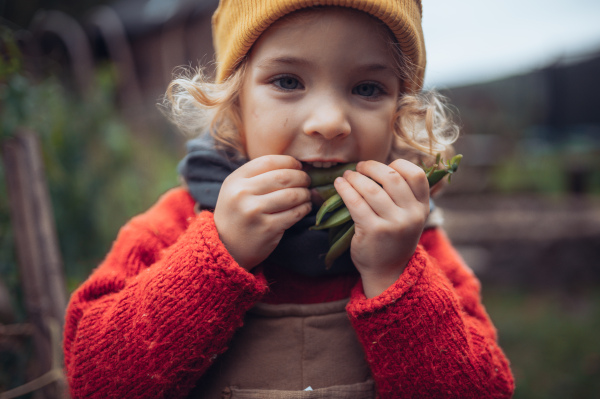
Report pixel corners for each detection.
[63,1,515,398]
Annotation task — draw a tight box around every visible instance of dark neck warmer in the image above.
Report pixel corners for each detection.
[178,135,357,277]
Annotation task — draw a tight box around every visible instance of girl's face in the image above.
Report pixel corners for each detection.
[239,7,401,167]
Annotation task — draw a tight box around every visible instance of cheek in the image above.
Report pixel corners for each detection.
[240,90,269,157]
[242,104,291,159]
[240,112,260,159]
[356,112,395,161]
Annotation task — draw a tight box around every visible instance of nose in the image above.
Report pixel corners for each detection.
[302,95,351,140]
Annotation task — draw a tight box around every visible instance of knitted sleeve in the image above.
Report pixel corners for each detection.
[346,228,514,399]
[63,189,268,398]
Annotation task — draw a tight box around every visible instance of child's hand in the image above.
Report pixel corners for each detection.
[333,159,430,298]
[213,155,312,271]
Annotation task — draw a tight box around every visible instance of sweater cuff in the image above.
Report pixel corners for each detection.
[184,210,269,297]
[346,245,429,319]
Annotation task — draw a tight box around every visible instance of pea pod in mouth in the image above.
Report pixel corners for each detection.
[306,154,463,269]
[308,163,357,188]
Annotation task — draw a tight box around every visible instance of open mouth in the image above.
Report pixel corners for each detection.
[301,161,340,172]
[301,161,353,206]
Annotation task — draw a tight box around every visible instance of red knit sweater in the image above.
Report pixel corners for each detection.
[63,188,514,398]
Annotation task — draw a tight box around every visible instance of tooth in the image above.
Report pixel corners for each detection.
[322,162,332,168]
[312,161,323,168]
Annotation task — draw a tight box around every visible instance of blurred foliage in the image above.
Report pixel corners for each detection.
[492,154,567,194]
[490,132,600,195]
[1,26,180,390]
[0,27,180,300]
[486,288,600,399]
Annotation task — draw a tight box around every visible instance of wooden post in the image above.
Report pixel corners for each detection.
[1,129,69,399]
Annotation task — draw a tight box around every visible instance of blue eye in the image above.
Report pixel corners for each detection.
[353,83,382,97]
[274,77,300,90]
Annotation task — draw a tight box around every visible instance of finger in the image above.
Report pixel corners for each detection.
[261,187,312,214]
[388,159,430,205]
[268,201,313,231]
[238,155,302,178]
[357,161,415,214]
[342,169,398,219]
[333,175,378,224]
[251,168,311,194]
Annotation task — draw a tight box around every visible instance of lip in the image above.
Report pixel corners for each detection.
[299,159,349,172]
[300,157,347,163]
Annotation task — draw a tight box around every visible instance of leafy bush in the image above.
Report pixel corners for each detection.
[0,30,180,300]
[0,26,180,392]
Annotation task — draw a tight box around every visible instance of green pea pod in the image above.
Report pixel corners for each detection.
[328,220,354,246]
[449,154,463,172]
[421,163,435,175]
[325,223,355,269]
[427,169,450,187]
[426,154,463,187]
[315,193,344,226]
[446,154,462,183]
[314,184,337,201]
[308,163,357,187]
[309,206,351,230]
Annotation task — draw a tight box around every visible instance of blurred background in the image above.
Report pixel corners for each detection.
[1,0,599,398]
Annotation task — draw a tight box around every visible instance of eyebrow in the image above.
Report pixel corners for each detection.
[356,63,394,73]
[256,56,394,74]
[256,56,313,69]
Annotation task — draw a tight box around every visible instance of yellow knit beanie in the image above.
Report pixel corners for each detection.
[212,0,426,92]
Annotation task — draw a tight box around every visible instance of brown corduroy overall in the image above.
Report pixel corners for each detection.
[188,298,376,398]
